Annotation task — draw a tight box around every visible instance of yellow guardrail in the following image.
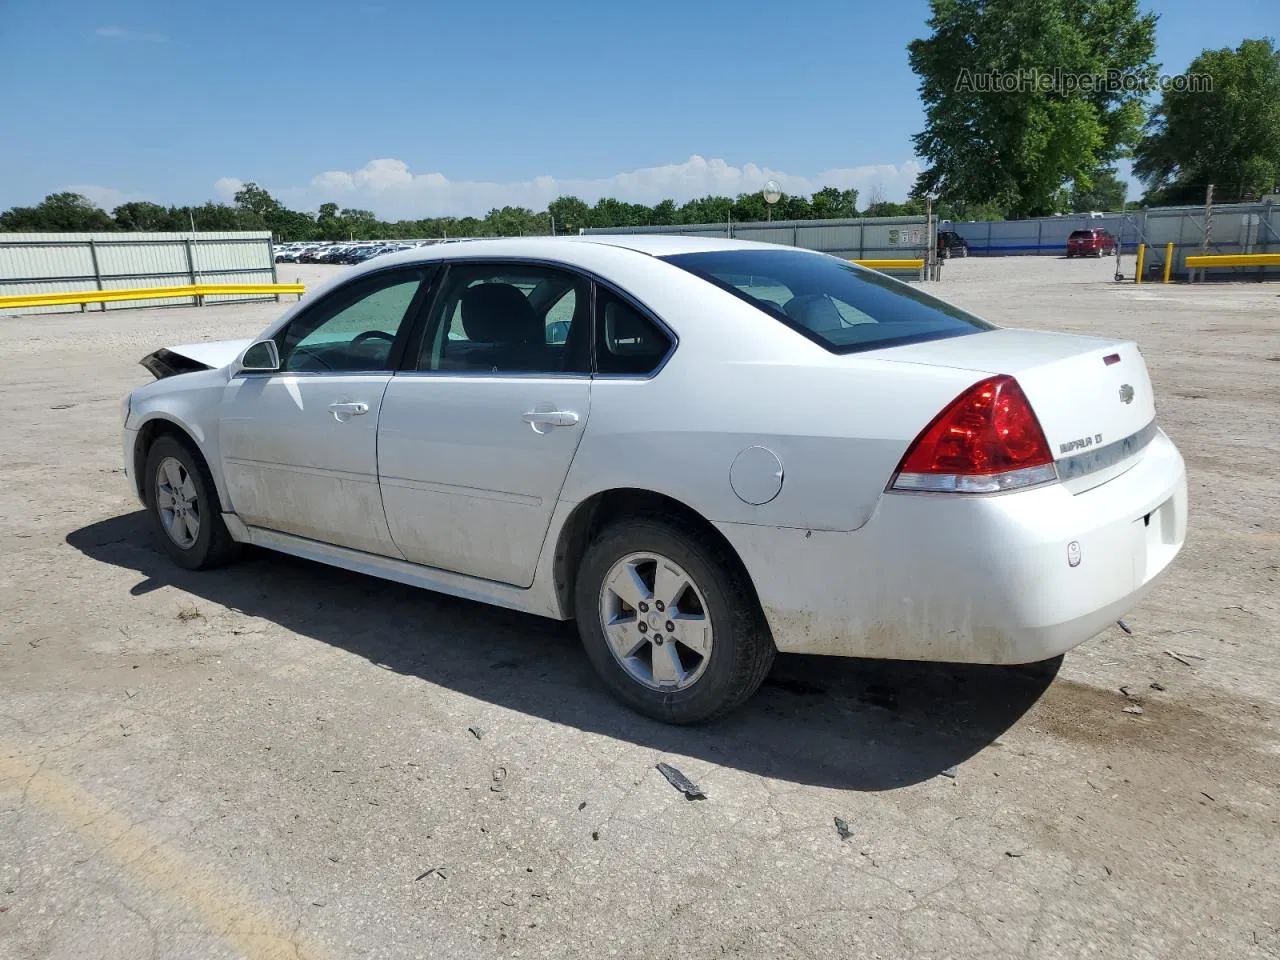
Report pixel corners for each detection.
[1183,253,1280,269]
[851,258,926,270]
[0,282,305,311]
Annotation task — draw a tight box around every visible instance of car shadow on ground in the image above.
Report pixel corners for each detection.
[68,512,1059,792]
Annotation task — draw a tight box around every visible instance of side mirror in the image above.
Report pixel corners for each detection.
[239,339,280,373]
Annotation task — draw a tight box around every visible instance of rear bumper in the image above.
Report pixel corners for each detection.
[716,428,1188,664]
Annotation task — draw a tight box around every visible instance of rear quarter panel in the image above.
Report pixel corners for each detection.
[557,262,991,531]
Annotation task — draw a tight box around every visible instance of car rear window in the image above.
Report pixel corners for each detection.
[1069,230,1095,239]
[660,249,992,354]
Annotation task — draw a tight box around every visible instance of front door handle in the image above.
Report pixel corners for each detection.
[328,401,369,421]
[522,409,580,430]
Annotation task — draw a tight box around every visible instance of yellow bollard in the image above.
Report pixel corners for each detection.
[1163,243,1173,283]
[1135,243,1146,284]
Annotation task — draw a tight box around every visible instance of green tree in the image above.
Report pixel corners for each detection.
[233,181,282,218]
[112,201,171,231]
[778,194,812,220]
[1070,167,1128,211]
[187,202,243,231]
[649,199,678,225]
[732,192,769,222]
[1135,38,1280,204]
[678,195,733,225]
[863,198,928,218]
[0,192,118,232]
[548,195,591,233]
[810,186,859,219]
[908,0,1157,217]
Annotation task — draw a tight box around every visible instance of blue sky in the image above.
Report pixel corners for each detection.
[0,0,1273,218]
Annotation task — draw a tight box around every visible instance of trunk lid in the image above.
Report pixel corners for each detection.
[870,328,1157,492]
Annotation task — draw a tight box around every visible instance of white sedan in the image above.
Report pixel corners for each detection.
[121,236,1187,722]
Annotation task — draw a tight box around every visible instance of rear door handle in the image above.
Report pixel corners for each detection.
[522,409,580,428]
[328,401,369,421]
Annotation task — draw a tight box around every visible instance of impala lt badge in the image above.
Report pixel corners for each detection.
[1119,384,1135,404]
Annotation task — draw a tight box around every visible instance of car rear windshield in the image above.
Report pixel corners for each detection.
[1069,230,1095,239]
[660,249,993,354]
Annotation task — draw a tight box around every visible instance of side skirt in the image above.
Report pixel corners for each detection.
[223,515,565,620]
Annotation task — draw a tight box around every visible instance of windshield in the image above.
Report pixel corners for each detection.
[661,249,993,354]
[1069,230,1094,239]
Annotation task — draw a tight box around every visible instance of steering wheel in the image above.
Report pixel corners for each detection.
[351,330,396,345]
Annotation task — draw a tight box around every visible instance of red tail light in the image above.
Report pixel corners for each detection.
[891,375,1058,494]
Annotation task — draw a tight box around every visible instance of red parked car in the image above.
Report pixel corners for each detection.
[1066,228,1117,258]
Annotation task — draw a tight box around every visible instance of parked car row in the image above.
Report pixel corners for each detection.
[273,241,431,264]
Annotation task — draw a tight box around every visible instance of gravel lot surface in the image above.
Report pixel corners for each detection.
[2,255,1278,959]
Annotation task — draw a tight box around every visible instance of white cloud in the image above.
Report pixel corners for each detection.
[213,177,244,201]
[247,155,922,220]
[95,25,169,42]
[64,184,153,210]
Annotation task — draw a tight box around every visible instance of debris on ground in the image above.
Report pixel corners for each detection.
[326,854,341,863]
[415,866,448,881]
[591,831,599,841]
[468,725,483,740]
[1116,618,1134,635]
[1150,681,1166,691]
[490,766,507,793]
[834,816,853,841]
[1123,705,1145,715]
[939,766,957,779]
[176,604,203,622]
[577,801,587,811]
[656,762,706,800]
[1005,849,1026,858]
[1164,650,1195,666]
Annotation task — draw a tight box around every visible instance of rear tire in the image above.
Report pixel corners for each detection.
[574,516,775,724]
[144,435,239,571]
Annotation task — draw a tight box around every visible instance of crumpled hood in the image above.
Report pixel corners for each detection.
[139,339,252,379]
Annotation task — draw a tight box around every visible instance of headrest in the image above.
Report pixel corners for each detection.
[783,294,844,334]
[460,283,540,343]
[604,301,656,355]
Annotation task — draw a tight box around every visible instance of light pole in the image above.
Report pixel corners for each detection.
[763,180,781,221]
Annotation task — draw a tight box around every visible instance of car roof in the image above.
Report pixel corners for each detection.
[363,234,817,272]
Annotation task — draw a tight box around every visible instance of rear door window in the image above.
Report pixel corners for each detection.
[661,249,992,354]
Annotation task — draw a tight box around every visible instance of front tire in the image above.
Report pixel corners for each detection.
[144,435,238,571]
[574,516,775,724]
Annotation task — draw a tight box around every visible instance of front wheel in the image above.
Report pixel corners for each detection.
[574,517,775,723]
[144,435,239,570]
